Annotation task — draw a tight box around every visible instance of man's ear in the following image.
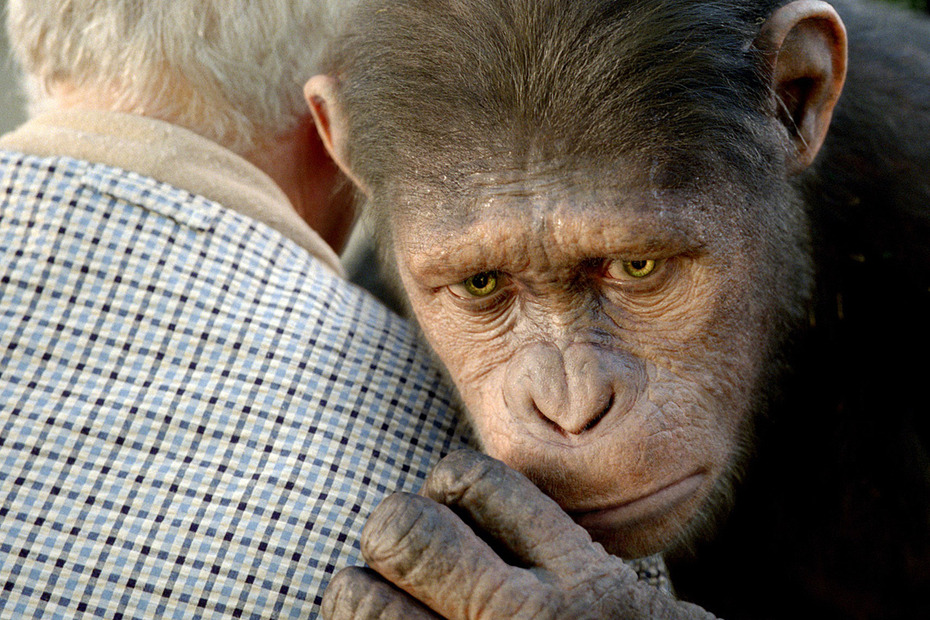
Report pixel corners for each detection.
[755,0,847,174]
[304,75,369,195]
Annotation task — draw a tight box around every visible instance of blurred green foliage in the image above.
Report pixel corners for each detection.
[882,0,929,12]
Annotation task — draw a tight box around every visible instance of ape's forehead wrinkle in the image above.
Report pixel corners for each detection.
[397,190,708,281]
[466,166,579,194]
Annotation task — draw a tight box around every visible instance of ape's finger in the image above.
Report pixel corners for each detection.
[421,450,621,575]
[321,566,442,620]
[360,492,561,620]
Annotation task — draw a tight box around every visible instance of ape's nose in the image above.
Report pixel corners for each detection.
[504,342,636,436]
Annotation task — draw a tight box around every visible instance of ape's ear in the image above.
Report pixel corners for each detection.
[755,0,847,174]
[304,75,369,195]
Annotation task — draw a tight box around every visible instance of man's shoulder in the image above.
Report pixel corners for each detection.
[0,147,428,373]
[0,148,467,618]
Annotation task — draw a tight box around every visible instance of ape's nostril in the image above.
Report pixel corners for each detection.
[531,391,614,436]
[582,393,614,433]
[532,400,568,436]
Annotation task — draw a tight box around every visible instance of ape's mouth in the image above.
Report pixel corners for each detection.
[567,472,706,531]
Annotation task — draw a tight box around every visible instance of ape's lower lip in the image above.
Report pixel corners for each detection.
[568,472,705,530]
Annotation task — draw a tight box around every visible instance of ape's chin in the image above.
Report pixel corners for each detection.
[576,487,700,557]
[573,469,739,559]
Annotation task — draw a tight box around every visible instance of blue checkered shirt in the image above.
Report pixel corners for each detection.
[0,150,470,619]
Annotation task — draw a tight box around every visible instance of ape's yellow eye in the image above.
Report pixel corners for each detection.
[606,259,658,280]
[462,271,500,297]
[624,260,657,278]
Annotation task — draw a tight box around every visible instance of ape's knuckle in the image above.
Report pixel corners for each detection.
[361,493,438,567]
[427,449,515,503]
[322,566,428,620]
[429,450,490,490]
[438,448,483,472]
[320,567,376,620]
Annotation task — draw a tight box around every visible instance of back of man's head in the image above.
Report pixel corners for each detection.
[6,0,350,153]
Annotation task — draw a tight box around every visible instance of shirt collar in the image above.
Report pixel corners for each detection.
[0,109,346,277]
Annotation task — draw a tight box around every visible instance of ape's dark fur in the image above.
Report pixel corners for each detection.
[672,2,930,618]
[326,0,930,617]
[328,0,785,207]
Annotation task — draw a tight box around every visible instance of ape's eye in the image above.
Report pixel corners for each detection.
[460,271,500,297]
[605,259,659,280]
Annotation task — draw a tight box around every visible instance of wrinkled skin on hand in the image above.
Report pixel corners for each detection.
[321,450,716,620]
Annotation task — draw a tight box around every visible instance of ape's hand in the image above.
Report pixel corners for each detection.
[321,450,716,620]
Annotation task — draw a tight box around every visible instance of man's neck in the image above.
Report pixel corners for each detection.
[244,115,356,254]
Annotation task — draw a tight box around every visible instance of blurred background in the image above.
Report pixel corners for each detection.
[889,0,929,9]
[0,0,26,134]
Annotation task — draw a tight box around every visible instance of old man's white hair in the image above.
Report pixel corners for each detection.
[6,0,352,153]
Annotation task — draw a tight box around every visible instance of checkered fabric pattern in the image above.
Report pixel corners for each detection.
[0,150,470,619]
